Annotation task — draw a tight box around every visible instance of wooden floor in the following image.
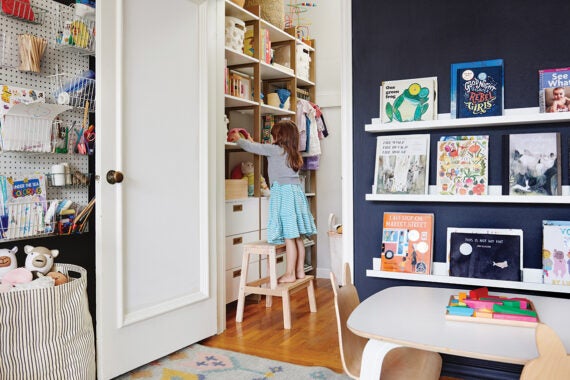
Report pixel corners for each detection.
[201,278,459,379]
[201,277,344,372]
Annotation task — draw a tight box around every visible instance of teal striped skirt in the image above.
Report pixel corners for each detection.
[267,182,317,244]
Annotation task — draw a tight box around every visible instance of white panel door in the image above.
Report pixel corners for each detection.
[95,0,221,378]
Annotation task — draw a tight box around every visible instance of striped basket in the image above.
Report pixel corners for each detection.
[0,264,95,380]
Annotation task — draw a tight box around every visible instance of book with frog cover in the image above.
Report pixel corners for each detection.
[380,77,437,123]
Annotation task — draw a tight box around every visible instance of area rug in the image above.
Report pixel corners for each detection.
[116,343,350,380]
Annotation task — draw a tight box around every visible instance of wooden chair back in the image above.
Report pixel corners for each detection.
[520,323,570,379]
[330,263,369,379]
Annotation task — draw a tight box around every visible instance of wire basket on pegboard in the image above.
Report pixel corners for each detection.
[244,0,285,29]
[0,0,47,24]
[52,3,95,55]
[50,70,95,112]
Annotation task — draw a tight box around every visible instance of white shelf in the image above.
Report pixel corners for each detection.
[225,47,257,66]
[259,61,295,79]
[296,76,315,87]
[260,104,294,116]
[366,269,570,294]
[224,94,258,108]
[365,107,570,133]
[367,186,570,204]
[225,0,257,21]
[260,19,295,43]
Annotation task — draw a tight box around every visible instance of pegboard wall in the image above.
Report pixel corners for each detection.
[0,0,91,206]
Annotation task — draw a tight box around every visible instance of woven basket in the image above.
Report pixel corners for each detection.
[245,0,284,29]
[230,0,246,7]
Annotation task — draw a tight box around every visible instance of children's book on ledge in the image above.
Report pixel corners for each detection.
[450,59,503,119]
[447,227,523,282]
[373,134,430,195]
[542,220,570,286]
[503,132,561,196]
[379,77,437,123]
[538,67,570,113]
[380,212,434,275]
[436,136,489,196]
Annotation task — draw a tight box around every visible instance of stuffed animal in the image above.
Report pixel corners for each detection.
[260,176,270,197]
[24,245,59,276]
[226,128,251,142]
[46,271,68,286]
[0,246,18,279]
[240,161,255,196]
[231,161,270,197]
[1,267,33,287]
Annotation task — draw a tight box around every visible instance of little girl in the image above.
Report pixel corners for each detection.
[228,120,317,283]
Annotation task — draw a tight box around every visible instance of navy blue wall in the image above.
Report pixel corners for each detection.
[352,1,570,377]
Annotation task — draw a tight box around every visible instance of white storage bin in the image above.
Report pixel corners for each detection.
[225,198,259,236]
[225,16,245,52]
[225,263,259,303]
[296,45,311,81]
[225,230,260,269]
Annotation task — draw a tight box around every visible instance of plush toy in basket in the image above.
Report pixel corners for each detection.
[0,245,68,292]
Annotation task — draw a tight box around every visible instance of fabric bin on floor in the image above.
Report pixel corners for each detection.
[0,263,95,380]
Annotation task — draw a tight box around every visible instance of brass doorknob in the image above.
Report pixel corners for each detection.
[106,170,124,184]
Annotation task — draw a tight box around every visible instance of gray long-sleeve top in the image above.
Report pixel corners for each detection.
[236,138,300,186]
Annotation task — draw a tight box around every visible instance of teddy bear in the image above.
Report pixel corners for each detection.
[0,246,18,280]
[226,128,250,142]
[24,245,59,276]
[231,161,270,197]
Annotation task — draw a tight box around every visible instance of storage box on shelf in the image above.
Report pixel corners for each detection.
[365,108,570,294]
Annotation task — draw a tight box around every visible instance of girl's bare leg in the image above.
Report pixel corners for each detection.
[295,237,306,279]
[279,238,297,283]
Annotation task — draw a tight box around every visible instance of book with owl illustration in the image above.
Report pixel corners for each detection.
[450,59,503,119]
[538,67,570,113]
[380,77,437,123]
[447,227,523,281]
[381,212,434,274]
[373,134,430,195]
[542,220,570,286]
[436,136,489,196]
[504,132,561,196]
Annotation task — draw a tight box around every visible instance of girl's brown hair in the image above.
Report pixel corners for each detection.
[271,120,304,172]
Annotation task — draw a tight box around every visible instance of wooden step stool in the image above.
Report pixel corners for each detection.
[235,240,317,329]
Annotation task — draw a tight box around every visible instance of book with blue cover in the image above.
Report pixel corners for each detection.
[450,59,504,119]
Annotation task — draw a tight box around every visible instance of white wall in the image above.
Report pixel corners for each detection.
[291,1,343,278]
